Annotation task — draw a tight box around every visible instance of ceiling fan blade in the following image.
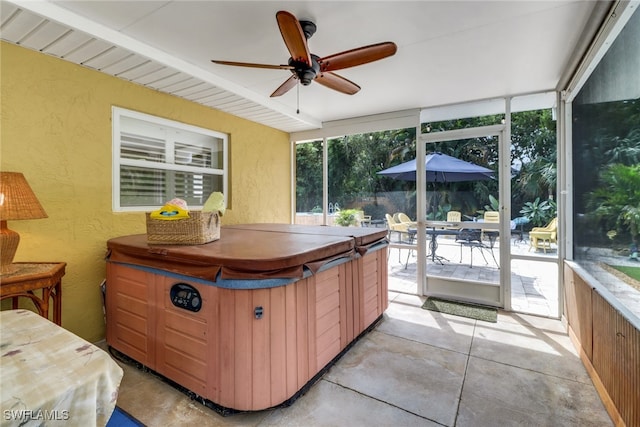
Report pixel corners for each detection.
[270,75,298,97]
[319,42,397,72]
[211,60,293,70]
[276,11,312,65]
[315,72,360,95]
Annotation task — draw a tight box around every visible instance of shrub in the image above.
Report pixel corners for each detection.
[520,197,557,227]
[334,209,362,227]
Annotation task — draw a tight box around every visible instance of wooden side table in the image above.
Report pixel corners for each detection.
[0,262,66,325]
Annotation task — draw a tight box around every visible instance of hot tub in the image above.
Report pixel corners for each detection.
[105,224,388,412]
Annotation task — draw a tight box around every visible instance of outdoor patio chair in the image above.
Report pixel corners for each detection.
[386,214,415,268]
[455,229,489,268]
[529,217,558,253]
[438,210,462,238]
[394,212,417,227]
[484,211,500,221]
[445,210,461,230]
[386,214,407,233]
[447,211,461,223]
[353,210,366,226]
[482,210,500,241]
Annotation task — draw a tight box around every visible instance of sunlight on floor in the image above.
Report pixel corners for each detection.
[387,242,560,318]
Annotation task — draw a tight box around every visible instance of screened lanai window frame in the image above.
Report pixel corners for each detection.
[112,107,228,212]
[561,2,639,323]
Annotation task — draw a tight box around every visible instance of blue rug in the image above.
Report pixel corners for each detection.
[107,406,145,427]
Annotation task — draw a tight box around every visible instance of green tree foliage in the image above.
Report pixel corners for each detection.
[296,110,559,221]
[573,99,640,246]
[586,164,640,243]
[295,141,323,212]
[425,111,557,216]
[511,110,557,205]
[573,99,640,213]
[327,128,417,215]
[423,115,503,133]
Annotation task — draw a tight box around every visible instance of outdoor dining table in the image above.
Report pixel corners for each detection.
[0,309,123,426]
[426,228,460,263]
[409,227,460,264]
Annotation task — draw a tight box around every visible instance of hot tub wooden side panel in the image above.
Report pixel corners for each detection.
[315,264,346,370]
[212,276,322,411]
[350,248,388,338]
[155,276,216,398]
[213,266,353,411]
[362,250,386,329]
[105,247,388,412]
[105,263,156,367]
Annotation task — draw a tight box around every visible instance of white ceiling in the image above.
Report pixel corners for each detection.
[1,1,599,133]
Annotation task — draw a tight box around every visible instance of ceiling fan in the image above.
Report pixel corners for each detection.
[211,10,397,98]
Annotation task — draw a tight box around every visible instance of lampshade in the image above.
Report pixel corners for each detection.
[0,172,48,221]
[0,172,48,274]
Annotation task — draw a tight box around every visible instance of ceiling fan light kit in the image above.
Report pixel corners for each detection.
[212,10,396,98]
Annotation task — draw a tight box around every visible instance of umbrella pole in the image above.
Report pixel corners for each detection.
[432,179,439,220]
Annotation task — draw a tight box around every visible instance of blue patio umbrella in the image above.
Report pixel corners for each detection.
[377,152,494,182]
[377,152,495,217]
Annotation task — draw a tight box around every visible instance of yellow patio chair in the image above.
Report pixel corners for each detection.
[386,213,410,237]
[529,217,558,253]
[394,212,417,227]
[484,211,499,223]
[386,213,397,229]
[444,210,461,234]
[447,210,461,223]
[386,213,414,267]
[482,211,499,241]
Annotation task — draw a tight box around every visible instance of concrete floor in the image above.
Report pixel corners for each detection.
[387,240,560,318]
[108,291,612,426]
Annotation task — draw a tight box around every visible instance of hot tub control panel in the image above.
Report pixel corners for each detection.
[170,283,202,312]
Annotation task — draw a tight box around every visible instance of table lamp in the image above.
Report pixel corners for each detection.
[0,172,48,275]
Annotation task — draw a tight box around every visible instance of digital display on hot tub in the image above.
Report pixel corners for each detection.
[170,283,202,312]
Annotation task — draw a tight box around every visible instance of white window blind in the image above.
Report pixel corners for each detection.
[112,107,227,212]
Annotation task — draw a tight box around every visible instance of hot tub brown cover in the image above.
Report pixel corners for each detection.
[225,224,388,255]
[107,227,357,282]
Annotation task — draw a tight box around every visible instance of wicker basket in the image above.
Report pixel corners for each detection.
[146,211,220,245]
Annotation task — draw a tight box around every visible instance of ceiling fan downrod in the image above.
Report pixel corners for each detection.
[296,80,300,114]
[299,20,317,40]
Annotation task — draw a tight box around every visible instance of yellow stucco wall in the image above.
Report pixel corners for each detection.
[0,42,292,342]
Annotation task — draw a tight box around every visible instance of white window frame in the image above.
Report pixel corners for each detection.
[112,107,228,212]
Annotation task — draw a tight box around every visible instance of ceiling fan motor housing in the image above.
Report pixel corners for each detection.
[288,54,321,85]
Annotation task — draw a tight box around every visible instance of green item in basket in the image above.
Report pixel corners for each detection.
[203,192,225,216]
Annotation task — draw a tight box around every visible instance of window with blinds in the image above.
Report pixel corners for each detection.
[112,107,227,211]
